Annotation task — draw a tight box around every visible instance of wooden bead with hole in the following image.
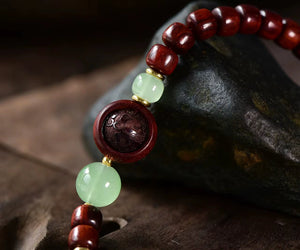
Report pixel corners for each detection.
[276,19,300,50]
[71,204,103,231]
[68,225,99,250]
[212,6,241,36]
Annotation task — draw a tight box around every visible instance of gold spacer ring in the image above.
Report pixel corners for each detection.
[146,68,165,80]
[102,155,112,167]
[74,247,90,250]
[131,95,151,107]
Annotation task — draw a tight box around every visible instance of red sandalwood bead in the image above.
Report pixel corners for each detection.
[258,9,283,40]
[93,100,157,163]
[293,44,300,59]
[162,22,195,54]
[71,204,103,231]
[235,4,262,34]
[276,19,300,50]
[103,108,149,153]
[211,6,241,36]
[186,8,217,40]
[68,225,99,250]
[146,44,178,75]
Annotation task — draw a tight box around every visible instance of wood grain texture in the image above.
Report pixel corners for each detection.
[0,58,139,174]
[0,144,300,249]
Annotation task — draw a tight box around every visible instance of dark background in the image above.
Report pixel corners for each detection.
[0,0,299,98]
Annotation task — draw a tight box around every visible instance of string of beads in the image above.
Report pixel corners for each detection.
[68,4,300,250]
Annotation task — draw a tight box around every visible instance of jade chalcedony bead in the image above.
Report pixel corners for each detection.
[132,73,164,103]
[76,162,121,207]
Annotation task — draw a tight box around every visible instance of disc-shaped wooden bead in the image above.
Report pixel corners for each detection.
[276,19,300,50]
[93,100,157,163]
[258,9,283,40]
[235,4,262,34]
[146,44,178,75]
[71,204,103,231]
[162,22,195,54]
[186,8,217,40]
[68,225,99,250]
[212,6,241,36]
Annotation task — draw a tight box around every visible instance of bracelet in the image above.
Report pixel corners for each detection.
[68,4,300,250]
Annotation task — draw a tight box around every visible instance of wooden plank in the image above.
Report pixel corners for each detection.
[0,145,300,249]
[0,58,139,174]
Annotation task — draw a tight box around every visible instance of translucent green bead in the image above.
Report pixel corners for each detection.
[76,162,121,207]
[132,73,164,103]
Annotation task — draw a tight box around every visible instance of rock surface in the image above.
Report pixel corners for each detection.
[84,1,300,216]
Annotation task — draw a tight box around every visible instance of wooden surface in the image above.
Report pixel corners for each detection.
[0,32,300,250]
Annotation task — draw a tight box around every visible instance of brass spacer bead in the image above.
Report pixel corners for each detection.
[74,247,90,250]
[132,95,151,107]
[146,68,165,80]
[102,155,112,167]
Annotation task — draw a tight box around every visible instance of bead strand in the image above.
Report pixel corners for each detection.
[146,4,299,79]
[68,4,299,249]
[68,204,103,250]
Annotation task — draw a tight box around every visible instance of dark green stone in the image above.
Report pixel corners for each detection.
[83,1,300,216]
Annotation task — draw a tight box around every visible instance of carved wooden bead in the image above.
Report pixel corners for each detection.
[146,44,178,75]
[68,225,99,250]
[162,22,195,54]
[103,109,149,153]
[93,100,157,163]
[258,9,283,40]
[276,19,300,50]
[235,4,262,34]
[186,8,217,40]
[71,204,103,231]
[212,6,241,36]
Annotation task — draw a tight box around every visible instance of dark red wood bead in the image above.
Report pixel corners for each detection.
[235,4,262,34]
[162,22,195,54]
[211,6,241,36]
[146,44,178,75]
[293,44,300,59]
[258,9,283,40]
[68,225,99,250]
[93,100,157,163]
[71,204,103,231]
[186,8,217,40]
[276,19,300,50]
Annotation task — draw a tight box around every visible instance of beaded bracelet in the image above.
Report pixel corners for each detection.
[68,4,300,250]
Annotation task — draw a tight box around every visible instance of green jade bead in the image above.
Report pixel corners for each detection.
[132,73,164,103]
[76,162,121,207]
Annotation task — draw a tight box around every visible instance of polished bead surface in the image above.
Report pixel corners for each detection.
[132,73,164,103]
[162,22,195,54]
[146,44,178,75]
[186,8,217,40]
[68,225,99,250]
[76,162,121,207]
[212,6,241,36]
[235,4,262,34]
[103,108,149,153]
[93,100,157,163]
[71,204,103,231]
[276,19,300,50]
[258,9,283,40]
